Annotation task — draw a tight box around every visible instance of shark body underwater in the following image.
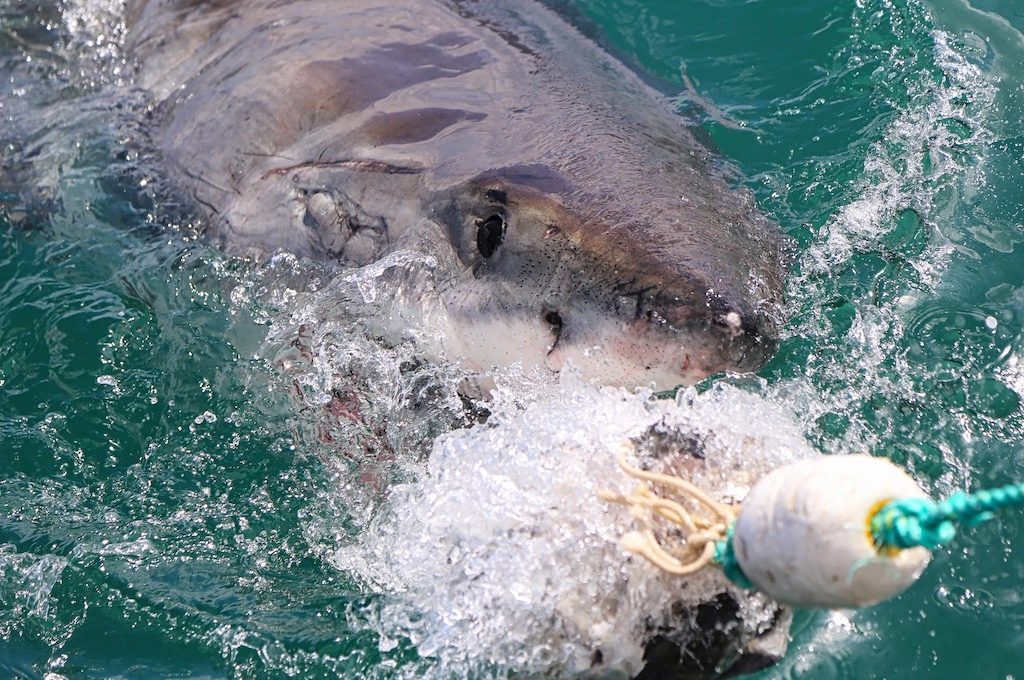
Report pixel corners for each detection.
[126,0,786,391]
[124,0,790,676]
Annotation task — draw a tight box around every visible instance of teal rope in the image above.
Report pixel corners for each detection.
[871,482,1024,551]
[713,524,753,589]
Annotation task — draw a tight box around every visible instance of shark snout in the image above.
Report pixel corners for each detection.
[663,293,777,374]
[537,287,776,389]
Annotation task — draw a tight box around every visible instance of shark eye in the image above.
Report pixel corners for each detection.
[476,214,505,258]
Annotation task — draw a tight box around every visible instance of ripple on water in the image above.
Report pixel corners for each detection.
[2,0,1024,677]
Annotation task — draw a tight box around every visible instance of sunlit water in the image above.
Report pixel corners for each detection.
[2,0,1023,677]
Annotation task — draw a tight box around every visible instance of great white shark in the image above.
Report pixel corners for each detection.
[122,1,791,675]
[126,0,786,391]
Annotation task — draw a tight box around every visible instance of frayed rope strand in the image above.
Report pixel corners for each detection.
[872,482,1024,551]
[599,455,748,582]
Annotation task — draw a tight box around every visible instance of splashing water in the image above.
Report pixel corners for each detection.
[327,381,811,677]
[769,23,1001,465]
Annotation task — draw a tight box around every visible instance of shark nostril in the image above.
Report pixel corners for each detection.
[543,310,564,351]
[544,310,563,334]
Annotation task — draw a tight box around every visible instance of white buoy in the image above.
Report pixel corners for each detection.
[732,454,932,608]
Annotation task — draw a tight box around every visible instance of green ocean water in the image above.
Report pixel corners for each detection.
[1,0,1023,678]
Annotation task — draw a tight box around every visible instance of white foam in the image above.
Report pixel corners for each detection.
[0,545,68,628]
[329,379,814,676]
[62,0,129,84]
[806,31,994,273]
[779,29,996,455]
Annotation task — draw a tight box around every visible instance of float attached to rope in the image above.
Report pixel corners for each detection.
[601,453,1021,609]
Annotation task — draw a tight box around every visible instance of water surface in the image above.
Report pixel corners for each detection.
[1,0,1023,677]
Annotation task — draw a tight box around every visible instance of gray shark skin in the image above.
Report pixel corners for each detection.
[126,0,785,391]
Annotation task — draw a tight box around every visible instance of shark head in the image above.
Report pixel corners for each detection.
[423,164,782,389]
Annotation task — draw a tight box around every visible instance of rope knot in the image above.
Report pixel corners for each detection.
[871,482,1024,551]
[871,497,955,550]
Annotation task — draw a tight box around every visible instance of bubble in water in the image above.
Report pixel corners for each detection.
[193,410,217,425]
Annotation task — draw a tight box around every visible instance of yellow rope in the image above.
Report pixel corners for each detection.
[599,454,738,576]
